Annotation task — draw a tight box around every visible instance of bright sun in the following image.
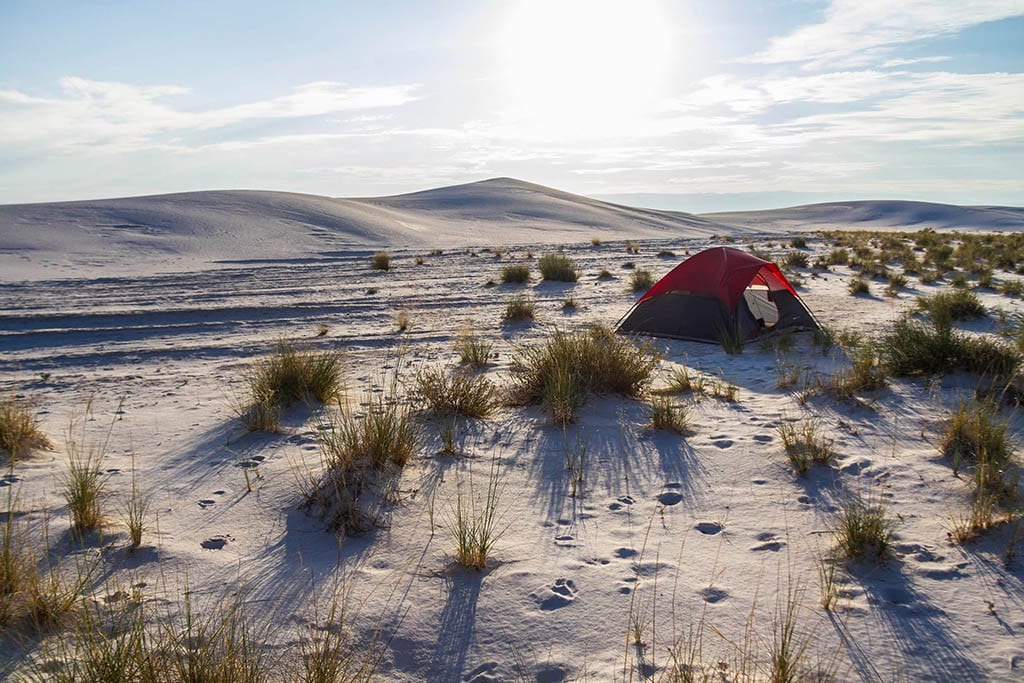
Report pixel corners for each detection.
[491,0,676,137]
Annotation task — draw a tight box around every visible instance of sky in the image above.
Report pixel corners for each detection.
[1,0,1023,210]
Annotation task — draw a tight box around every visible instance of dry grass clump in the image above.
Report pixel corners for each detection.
[61,402,121,537]
[303,366,418,533]
[848,278,870,296]
[833,493,895,562]
[537,253,579,282]
[941,402,1013,478]
[597,268,613,280]
[509,326,659,424]
[500,263,530,284]
[830,342,887,398]
[880,315,1019,380]
[0,397,52,464]
[502,294,536,322]
[630,269,654,293]
[242,341,343,431]
[454,331,492,368]
[446,459,507,570]
[783,250,809,269]
[414,367,499,418]
[778,420,836,475]
[654,365,707,396]
[371,251,391,270]
[649,396,689,434]
[916,288,985,323]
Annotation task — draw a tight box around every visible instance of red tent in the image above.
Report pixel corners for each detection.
[617,247,818,344]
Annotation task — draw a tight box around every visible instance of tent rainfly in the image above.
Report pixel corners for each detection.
[616,246,820,344]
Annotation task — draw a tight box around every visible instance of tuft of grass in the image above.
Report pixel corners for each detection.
[917,288,985,324]
[654,365,706,397]
[502,294,536,322]
[509,326,658,424]
[783,250,809,269]
[122,455,146,550]
[940,402,1012,477]
[597,268,613,280]
[413,366,499,419]
[454,331,492,368]
[778,420,836,475]
[561,296,577,311]
[625,240,640,254]
[656,249,676,258]
[590,237,602,246]
[880,315,1019,380]
[830,342,887,398]
[848,278,870,295]
[999,279,1024,297]
[790,236,808,249]
[832,493,895,562]
[537,253,579,282]
[394,308,410,332]
[244,341,343,416]
[649,397,689,434]
[371,252,391,270]
[500,263,530,284]
[0,397,52,464]
[630,269,655,293]
[306,363,418,533]
[446,458,507,570]
[61,402,122,537]
[717,320,745,355]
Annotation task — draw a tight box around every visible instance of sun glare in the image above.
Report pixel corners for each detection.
[492,0,676,137]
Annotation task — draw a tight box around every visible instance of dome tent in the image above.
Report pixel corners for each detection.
[616,247,819,344]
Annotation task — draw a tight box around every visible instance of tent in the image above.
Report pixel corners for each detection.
[616,246,820,344]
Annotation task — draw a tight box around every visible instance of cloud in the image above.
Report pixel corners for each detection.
[748,0,1024,66]
[0,78,419,152]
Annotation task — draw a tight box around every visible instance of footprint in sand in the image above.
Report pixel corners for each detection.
[657,491,683,506]
[751,532,785,552]
[463,662,499,682]
[533,578,578,611]
[615,547,638,559]
[700,587,729,603]
[608,495,635,511]
[712,439,734,449]
[554,534,576,548]
[752,434,773,443]
[695,521,723,535]
[200,535,232,550]
[198,499,216,509]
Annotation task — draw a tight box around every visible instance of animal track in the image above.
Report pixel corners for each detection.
[752,434,773,443]
[712,439,734,449]
[657,491,683,506]
[533,578,578,610]
[695,521,723,535]
[701,587,729,603]
[200,535,232,550]
[198,499,216,508]
[751,532,785,552]
[615,547,638,558]
[608,495,635,511]
[554,534,576,548]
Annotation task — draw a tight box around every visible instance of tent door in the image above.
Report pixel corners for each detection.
[743,286,779,329]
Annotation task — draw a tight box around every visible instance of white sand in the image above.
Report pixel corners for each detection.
[2,179,1024,681]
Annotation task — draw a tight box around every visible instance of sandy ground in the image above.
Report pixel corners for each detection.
[3,227,1024,682]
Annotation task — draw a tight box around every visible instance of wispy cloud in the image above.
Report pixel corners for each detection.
[0,78,418,152]
[748,0,1024,66]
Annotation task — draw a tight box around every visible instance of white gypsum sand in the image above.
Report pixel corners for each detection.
[2,179,1024,681]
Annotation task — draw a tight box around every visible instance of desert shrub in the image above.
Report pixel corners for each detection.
[630,269,655,292]
[537,253,578,282]
[310,378,418,533]
[245,341,342,410]
[371,252,390,270]
[916,288,985,324]
[827,248,849,265]
[590,237,602,246]
[625,240,640,254]
[778,420,836,475]
[509,326,659,423]
[622,262,635,270]
[833,494,894,562]
[649,397,689,434]
[790,236,808,249]
[940,402,1012,476]
[502,294,536,322]
[880,316,1019,379]
[1000,280,1024,297]
[0,397,51,464]
[654,366,706,396]
[885,272,907,296]
[597,268,613,280]
[414,367,499,418]
[783,251,809,269]
[657,249,676,258]
[831,343,887,397]
[848,278,870,296]
[447,458,506,570]
[454,332,492,368]
[500,263,530,284]
[562,297,577,311]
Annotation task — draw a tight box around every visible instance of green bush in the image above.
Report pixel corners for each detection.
[537,253,579,282]
[630,269,655,292]
[500,264,530,284]
[916,289,985,324]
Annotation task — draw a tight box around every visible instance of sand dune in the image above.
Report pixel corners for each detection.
[0,178,733,281]
[703,199,1024,232]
